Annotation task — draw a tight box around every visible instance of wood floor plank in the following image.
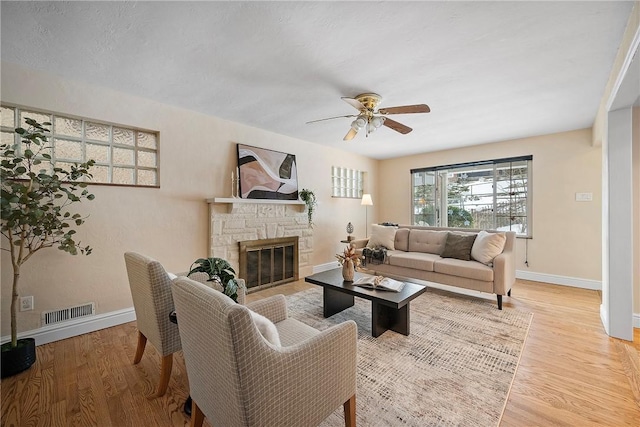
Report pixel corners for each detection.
[36,400,66,427]
[615,338,640,409]
[1,278,638,426]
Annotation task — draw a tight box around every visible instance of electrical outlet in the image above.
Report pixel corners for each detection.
[20,296,33,312]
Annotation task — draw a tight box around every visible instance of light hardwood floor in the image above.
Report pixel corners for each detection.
[1,279,638,426]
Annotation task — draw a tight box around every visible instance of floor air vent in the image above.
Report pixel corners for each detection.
[42,303,95,326]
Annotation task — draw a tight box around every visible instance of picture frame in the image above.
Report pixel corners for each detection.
[236,144,299,200]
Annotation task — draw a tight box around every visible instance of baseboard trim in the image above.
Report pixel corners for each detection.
[516,270,601,290]
[0,307,136,346]
[634,313,640,329]
[313,262,339,274]
[600,304,610,335]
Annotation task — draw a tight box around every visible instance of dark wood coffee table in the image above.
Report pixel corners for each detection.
[305,268,427,337]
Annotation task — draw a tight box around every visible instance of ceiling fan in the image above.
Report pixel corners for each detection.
[306,93,430,141]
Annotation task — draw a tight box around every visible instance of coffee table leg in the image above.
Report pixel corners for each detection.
[372,302,410,337]
[323,287,354,317]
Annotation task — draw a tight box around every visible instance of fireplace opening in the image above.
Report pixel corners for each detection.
[238,236,299,292]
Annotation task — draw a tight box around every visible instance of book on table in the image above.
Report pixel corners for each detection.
[353,275,405,292]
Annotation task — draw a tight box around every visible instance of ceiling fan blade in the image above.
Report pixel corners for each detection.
[383,118,412,134]
[341,97,366,111]
[306,114,357,124]
[343,128,358,141]
[378,104,431,115]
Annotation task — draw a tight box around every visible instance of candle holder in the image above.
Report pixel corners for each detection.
[231,171,240,198]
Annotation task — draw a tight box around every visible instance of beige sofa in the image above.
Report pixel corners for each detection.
[350,225,516,309]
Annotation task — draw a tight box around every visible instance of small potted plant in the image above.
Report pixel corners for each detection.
[336,245,361,282]
[1,118,95,378]
[299,188,316,227]
[187,257,240,302]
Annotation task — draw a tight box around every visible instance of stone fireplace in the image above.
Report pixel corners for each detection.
[239,236,298,291]
[208,198,312,289]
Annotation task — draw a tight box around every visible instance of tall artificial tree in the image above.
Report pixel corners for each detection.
[1,118,95,348]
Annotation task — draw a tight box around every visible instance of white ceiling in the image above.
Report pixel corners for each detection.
[0,1,635,159]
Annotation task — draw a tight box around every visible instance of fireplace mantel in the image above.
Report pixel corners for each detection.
[208,197,305,205]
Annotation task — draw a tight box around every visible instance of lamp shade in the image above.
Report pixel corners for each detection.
[361,194,373,206]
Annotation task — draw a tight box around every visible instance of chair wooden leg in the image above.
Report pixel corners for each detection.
[156,354,173,397]
[133,331,147,364]
[344,394,356,427]
[190,400,205,427]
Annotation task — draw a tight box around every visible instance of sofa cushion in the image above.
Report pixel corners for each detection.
[471,230,507,265]
[387,252,440,271]
[440,232,477,261]
[394,228,410,251]
[367,224,397,250]
[407,230,448,254]
[434,258,494,282]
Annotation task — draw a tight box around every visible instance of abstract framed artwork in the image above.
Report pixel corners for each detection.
[237,144,299,200]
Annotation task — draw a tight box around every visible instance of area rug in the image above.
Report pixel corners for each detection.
[285,286,533,427]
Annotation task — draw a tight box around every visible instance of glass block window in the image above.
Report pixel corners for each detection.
[0,105,159,187]
[331,166,364,198]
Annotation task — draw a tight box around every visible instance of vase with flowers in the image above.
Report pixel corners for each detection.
[336,245,361,282]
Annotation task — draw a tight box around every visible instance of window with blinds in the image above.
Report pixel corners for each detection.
[411,156,532,237]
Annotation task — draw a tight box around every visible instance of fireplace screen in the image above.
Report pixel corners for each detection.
[239,237,299,292]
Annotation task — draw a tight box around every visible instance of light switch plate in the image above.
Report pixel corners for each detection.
[575,192,593,202]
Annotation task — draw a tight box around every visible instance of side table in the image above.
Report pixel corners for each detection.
[169,310,192,416]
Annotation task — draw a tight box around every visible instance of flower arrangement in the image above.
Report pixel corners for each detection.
[335,245,362,268]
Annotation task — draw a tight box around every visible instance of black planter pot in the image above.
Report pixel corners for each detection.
[1,338,36,378]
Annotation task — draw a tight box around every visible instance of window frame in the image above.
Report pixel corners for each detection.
[411,156,532,237]
[331,166,364,199]
[0,104,160,188]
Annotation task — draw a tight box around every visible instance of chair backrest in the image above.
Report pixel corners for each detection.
[172,277,251,425]
[124,252,181,356]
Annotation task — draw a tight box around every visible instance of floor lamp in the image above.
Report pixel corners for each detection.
[361,193,373,237]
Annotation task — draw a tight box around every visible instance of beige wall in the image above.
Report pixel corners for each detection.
[634,107,640,315]
[378,129,602,281]
[0,62,378,336]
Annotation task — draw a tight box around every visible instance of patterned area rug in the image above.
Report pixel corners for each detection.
[285,286,532,427]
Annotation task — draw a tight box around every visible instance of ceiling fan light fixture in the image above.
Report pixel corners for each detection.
[351,116,367,130]
[371,116,385,128]
[307,93,429,140]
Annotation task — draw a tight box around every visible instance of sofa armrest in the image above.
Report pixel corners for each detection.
[493,232,516,295]
[349,238,369,249]
[246,294,288,323]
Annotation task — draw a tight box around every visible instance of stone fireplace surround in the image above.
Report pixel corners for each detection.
[207,198,312,283]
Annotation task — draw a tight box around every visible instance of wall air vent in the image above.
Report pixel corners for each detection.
[42,303,95,326]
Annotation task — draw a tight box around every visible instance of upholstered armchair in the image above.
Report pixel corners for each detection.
[124,252,246,396]
[171,276,358,427]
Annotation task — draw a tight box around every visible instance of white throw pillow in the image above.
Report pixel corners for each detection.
[366,224,398,250]
[249,309,281,346]
[471,231,507,265]
[166,272,178,280]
